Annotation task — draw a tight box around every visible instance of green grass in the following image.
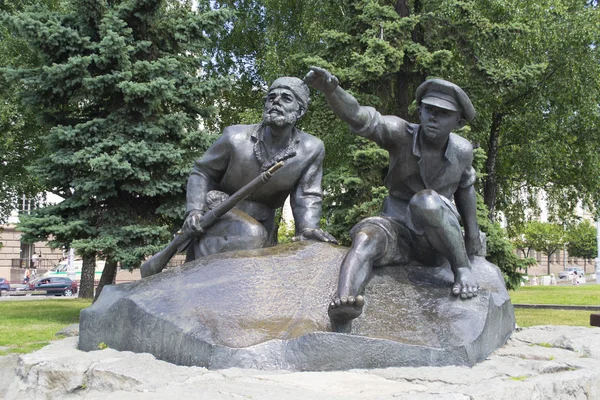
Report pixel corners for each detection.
[510,285,599,327]
[0,299,92,355]
[510,285,600,306]
[514,309,592,327]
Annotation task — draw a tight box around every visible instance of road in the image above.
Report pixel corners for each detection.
[0,284,80,301]
[0,292,80,301]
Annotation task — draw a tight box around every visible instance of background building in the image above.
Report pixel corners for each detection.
[0,193,65,281]
[501,189,598,277]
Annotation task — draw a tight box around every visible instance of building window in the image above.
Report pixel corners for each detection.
[19,243,35,268]
[18,194,39,215]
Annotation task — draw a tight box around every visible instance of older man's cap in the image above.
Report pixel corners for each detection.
[268,77,310,110]
[415,79,476,122]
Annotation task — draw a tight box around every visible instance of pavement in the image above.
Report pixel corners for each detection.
[1,325,600,399]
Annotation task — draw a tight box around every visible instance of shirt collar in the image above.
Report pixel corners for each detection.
[252,122,301,171]
[412,124,456,161]
[251,123,301,144]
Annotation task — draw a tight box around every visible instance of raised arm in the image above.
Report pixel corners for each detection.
[304,67,408,150]
[303,66,371,132]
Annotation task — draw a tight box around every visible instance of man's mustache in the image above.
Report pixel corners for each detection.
[267,107,283,114]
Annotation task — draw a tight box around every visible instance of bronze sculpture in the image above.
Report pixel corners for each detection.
[304,67,480,331]
[140,162,284,278]
[86,74,516,370]
[118,76,341,280]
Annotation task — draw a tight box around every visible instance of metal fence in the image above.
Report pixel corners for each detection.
[11,258,57,270]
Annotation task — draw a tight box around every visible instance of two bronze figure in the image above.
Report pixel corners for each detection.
[144,68,481,331]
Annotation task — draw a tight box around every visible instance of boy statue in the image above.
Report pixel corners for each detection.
[304,67,481,330]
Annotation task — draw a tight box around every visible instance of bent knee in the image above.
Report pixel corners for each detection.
[353,225,386,244]
[409,190,444,226]
[351,227,387,258]
[211,211,267,238]
[230,220,268,241]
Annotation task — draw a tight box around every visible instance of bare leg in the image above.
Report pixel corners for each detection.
[409,190,478,299]
[329,225,387,331]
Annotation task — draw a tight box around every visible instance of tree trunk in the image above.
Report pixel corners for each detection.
[395,0,410,17]
[483,111,504,221]
[547,254,551,276]
[79,254,96,299]
[395,73,411,119]
[411,0,424,43]
[393,0,425,120]
[93,260,118,303]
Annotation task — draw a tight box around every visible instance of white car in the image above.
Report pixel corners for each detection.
[44,259,105,282]
[557,267,585,280]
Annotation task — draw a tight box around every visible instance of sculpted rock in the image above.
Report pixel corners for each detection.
[79,242,514,371]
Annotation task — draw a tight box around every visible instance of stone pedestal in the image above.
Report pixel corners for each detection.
[79,242,514,371]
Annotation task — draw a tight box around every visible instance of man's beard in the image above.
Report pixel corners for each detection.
[263,108,297,127]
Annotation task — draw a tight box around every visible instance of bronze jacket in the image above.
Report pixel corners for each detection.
[352,106,476,225]
[186,123,325,239]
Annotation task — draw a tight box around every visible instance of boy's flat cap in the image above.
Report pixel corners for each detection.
[416,79,475,122]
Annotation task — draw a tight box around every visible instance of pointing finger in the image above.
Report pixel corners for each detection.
[303,70,316,84]
[308,65,329,75]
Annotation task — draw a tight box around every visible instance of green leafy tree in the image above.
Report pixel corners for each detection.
[210,0,446,242]
[566,219,597,273]
[444,0,600,223]
[470,148,532,287]
[508,226,536,275]
[523,221,565,275]
[476,197,533,289]
[0,0,61,223]
[3,0,232,299]
[212,1,600,215]
[510,234,533,260]
[212,0,600,288]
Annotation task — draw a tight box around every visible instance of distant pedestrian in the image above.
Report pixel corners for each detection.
[32,252,42,268]
[23,268,31,284]
[531,275,539,286]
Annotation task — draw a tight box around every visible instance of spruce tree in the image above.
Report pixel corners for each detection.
[3,0,232,298]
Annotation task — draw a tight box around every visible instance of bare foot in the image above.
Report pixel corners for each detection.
[452,267,479,299]
[328,295,365,330]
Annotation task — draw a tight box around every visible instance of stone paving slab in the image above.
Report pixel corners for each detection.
[1,325,600,399]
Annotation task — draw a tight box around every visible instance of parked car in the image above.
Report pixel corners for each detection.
[43,259,105,282]
[557,267,585,280]
[29,276,78,296]
[0,278,10,292]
